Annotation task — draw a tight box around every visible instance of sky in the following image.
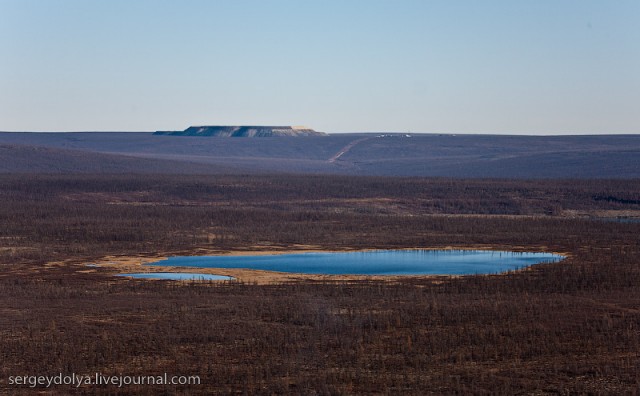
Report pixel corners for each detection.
[0,0,638,134]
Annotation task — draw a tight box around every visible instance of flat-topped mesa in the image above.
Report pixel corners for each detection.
[154,126,327,137]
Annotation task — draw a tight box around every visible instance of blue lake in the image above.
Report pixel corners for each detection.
[118,272,234,281]
[149,250,563,276]
[595,217,640,224]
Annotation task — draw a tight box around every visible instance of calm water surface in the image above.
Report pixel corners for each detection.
[594,217,640,224]
[118,272,234,281]
[149,250,563,276]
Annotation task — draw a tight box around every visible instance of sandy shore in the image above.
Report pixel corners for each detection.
[86,245,567,285]
[91,247,410,284]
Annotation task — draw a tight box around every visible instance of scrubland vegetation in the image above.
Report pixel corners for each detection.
[1,175,639,394]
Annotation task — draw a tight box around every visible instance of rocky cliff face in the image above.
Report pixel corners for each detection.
[154,126,326,137]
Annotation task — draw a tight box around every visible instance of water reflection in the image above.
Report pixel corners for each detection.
[148,250,563,276]
[118,272,234,281]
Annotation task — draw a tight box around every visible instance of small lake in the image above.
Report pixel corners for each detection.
[118,272,234,281]
[149,250,563,276]
[594,217,640,224]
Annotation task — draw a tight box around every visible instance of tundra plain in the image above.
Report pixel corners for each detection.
[1,132,639,178]
[1,174,639,394]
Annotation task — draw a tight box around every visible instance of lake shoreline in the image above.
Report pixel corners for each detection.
[92,245,568,284]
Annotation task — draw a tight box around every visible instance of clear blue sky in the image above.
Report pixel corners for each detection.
[1,0,638,134]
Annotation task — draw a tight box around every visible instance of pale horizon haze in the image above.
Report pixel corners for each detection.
[1,0,638,134]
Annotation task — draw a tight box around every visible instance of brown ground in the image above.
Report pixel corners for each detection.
[1,175,639,395]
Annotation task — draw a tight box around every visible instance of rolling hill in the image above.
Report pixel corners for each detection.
[0,144,235,174]
[0,132,638,178]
